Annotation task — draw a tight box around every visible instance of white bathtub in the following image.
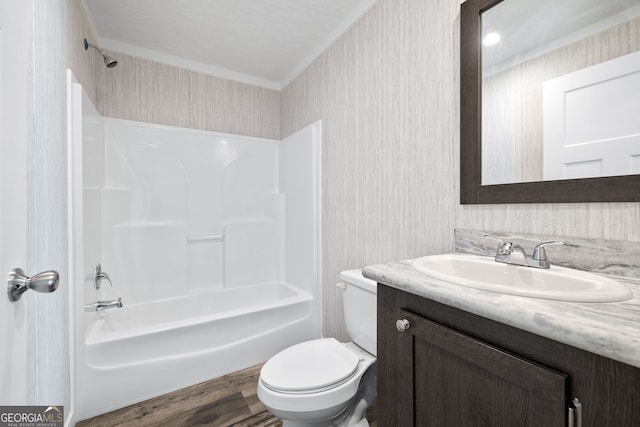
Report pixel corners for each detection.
[76,282,316,420]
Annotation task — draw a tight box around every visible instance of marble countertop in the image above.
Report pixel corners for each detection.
[363,256,640,369]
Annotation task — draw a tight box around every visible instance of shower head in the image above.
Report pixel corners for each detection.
[84,38,118,68]
[103,55,118,68]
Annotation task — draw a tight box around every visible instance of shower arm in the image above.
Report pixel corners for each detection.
[83,38,118,68]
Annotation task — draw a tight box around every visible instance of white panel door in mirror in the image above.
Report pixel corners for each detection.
[543,50,640,180]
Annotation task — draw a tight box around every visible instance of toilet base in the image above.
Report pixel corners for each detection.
[333,364,376,427]
[279,364,377,427]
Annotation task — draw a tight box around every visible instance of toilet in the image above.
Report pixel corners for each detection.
[257,269,377,426]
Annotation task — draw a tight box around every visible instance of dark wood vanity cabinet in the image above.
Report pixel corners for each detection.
[377,284,640,427]
[392,308,567,426]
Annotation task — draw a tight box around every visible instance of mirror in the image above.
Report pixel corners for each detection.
[461,0,640,204]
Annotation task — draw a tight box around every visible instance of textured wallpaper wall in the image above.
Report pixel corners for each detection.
[96,53,281,139]
[67,0,99,105]
[282,0,640,338]
[282,0,458,339]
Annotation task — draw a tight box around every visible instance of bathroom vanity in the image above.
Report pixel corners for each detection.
[365,259,640,427]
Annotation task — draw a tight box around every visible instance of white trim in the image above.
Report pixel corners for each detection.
[280,0,380,88]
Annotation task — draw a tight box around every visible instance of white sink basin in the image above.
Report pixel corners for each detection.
[411,254,632,302]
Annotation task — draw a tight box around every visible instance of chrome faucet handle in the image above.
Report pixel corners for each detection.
[97,271,113,286]
[93,264,113,290]
[484,234,510,254]
[532,241,564,261]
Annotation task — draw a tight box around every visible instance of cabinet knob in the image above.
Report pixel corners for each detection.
[396,318,411,332]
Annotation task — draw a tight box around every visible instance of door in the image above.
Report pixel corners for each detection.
[0,0,31,405]
[394,309,567,426]
[543,50,640,180]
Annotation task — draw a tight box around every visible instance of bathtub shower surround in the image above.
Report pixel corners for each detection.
[75,113,320,420]
[455,229,640,279]
[86,119,287,301]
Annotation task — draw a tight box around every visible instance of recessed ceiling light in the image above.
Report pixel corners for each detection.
[483,33,501,46]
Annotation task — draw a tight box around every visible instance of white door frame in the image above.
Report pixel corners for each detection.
[27,0,69,414]
[0,0,32,406]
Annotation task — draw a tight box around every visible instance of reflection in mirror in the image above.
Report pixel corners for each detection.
[481,0,640,185]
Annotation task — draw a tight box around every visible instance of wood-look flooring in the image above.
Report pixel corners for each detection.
[76,364,377,427]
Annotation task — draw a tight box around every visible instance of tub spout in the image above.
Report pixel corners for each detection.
[85,298,123,312]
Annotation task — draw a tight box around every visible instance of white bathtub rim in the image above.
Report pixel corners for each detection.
[85,281,311,345]
[86,294,310,346]
[88,279,305,311]
[85,309,313,371]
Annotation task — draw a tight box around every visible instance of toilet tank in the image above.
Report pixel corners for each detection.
[340,269,377,355]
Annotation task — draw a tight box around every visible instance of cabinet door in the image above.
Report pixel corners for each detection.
[394,309,567,427]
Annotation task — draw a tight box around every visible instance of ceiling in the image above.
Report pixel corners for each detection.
[482,0,640,74]
[83,0,379,90]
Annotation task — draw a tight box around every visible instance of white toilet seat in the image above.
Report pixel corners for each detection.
[261,338,360,393]
[257,339,375,414]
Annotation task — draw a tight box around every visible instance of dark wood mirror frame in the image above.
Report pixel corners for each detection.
[460,0,640,204]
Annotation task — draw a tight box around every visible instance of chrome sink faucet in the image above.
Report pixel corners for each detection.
[485,235,564,269]
[84,298,123,312]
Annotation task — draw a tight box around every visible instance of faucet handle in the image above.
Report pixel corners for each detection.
[94,264,113,289]
[532,241,564,261]
[484,234,510,254]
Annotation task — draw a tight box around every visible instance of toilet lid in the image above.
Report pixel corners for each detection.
[261,338,360,393]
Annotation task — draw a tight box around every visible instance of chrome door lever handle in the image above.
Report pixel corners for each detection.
[7,268,59,302]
